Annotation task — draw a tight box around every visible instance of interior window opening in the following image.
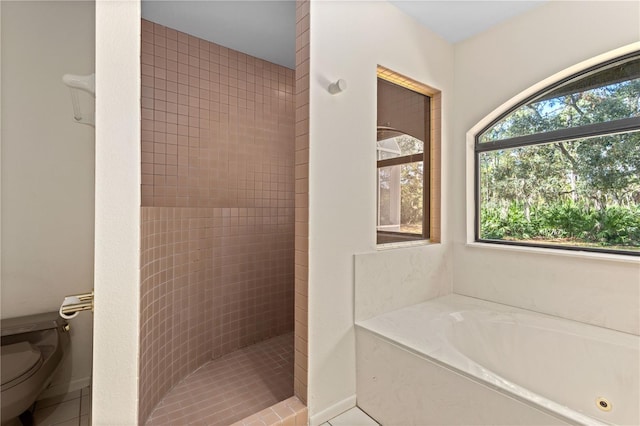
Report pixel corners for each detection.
[377,76,431,244]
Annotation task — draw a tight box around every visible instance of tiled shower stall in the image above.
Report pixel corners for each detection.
[139,19,296,425]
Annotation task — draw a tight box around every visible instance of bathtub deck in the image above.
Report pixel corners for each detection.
[146,332,294,426]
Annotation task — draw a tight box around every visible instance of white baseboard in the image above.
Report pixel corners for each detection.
[38,376,91,400]
[309,394,357,426]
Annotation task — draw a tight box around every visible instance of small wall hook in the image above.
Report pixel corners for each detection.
[328,79,347,95]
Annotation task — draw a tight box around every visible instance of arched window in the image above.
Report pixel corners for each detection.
[475,52,640,255]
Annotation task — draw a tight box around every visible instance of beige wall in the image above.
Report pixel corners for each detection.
[1,1,95,393]
[452,1,640,335]
[308,1,639,423]
[308,1,454,423]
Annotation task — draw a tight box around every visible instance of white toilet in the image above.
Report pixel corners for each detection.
[1,312,70,424]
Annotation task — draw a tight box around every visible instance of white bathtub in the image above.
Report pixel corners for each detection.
[355,294,639,425]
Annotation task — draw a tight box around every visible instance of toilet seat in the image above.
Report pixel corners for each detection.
[1,312,69,423]
[1,342,43,391]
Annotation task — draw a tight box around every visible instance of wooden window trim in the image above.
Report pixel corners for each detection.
[377,65,441,245]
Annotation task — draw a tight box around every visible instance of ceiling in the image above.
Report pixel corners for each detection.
[390,1,546,44]
[142,1,547,69]
[141,1,296,68]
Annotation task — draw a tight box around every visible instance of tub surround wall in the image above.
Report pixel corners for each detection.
[307,2,454,423]
[1,0,95,395]
[354,244,450,322]
[139,20,295,424]
[454,246,640,334]
[452,1,640,335]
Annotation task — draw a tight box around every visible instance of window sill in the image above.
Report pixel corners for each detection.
[377,239,433,251]
[465,241,640,264]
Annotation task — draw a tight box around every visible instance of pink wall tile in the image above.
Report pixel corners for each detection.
[139,19,295,425]
[294,0,310,404]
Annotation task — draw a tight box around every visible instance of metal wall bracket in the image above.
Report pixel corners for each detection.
[60,291,94,319]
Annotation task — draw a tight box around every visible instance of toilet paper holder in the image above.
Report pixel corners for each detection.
[60,291,94,319]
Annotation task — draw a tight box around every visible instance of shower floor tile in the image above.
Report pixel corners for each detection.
[146,332,294,426]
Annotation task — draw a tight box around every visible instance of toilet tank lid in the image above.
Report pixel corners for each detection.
[1,312,67,337]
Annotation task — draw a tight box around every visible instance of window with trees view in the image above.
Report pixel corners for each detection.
[476,52,640,255]
[377,77,430,244]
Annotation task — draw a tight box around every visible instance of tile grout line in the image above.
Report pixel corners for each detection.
[77,392,83,426]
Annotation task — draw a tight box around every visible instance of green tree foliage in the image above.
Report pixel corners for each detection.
[397,136,424,227]
[400,162,423,226]
[479,72,640,250]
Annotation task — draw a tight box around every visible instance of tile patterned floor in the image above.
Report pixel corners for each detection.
[2,377,375,426]
[3,386,91,426]
[321,407,379,426]
[146,332,294,426]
